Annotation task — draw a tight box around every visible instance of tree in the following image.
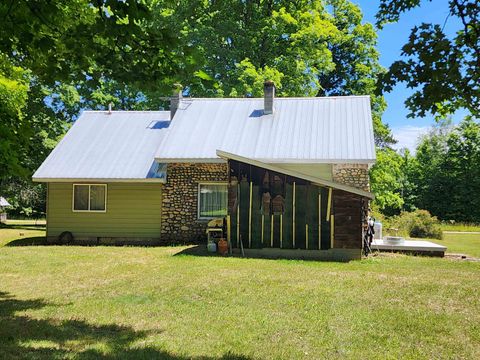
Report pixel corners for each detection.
[0,0,197,179]
[398,148,420,212]
[414,120,452,214]
[0,0,197,215]
[436,118,480,221]
[370,148,404,215]
[376,0,479,120]
[412,118,480,222]
[0,56,30,178]
[0,1,186,91]
[1,0,397,216]
[156,0,395,146]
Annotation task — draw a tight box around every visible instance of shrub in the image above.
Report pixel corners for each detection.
[393,210,443,239]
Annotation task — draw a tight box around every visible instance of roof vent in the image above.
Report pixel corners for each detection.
[170,83,183,120]
[107,102,113,115]
[264,80,275,115]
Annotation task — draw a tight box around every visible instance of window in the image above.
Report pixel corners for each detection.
[198,183,228,219]
[73,184,107,212]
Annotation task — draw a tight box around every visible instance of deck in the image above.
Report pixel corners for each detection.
[371,239,446,256]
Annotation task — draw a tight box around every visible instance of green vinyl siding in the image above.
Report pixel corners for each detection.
[47,183,162,238]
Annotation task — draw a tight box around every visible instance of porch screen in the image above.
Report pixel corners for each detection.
[198,183,228,218]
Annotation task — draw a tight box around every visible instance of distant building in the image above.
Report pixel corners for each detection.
[0,197,11,223]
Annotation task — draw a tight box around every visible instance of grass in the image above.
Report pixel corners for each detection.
[440,222,480,232]
[1,222,480,359]
[432,232,480,258]
[0,220,46,247]
[5,218,47,226]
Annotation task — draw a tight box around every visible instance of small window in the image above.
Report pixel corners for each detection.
[198,183,228,219]
[73,184,107,212]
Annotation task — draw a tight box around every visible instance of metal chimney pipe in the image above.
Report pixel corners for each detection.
[170,83,183,119]
[264,80,275,115]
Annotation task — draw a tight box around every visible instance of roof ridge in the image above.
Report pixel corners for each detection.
[181,95,371,101]
[82,110,170,113]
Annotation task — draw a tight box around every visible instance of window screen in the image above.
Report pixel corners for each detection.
[198,183,227,218]
[90,185,106,211]
[73,184,106,212]
[73,185,89,211]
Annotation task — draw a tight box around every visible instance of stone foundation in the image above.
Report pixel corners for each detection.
[332,164,370,191]
[161,163,228,243]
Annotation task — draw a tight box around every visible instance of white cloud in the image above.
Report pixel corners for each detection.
[391,125,430,153]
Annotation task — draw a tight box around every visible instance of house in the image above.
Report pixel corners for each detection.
[0,197,11,223]
[33,82,375,260]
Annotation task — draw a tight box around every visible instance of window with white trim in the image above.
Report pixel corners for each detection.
[198,183,228,219]
[73,184,107,212]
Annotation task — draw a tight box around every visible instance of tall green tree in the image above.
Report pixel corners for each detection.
[0,0,194,215]
[376,0,479,120]
[398,148,420,212]
[0,0,185,91]
[156,0,394,146]
[370,148,404,215]
[414,120,452,213]
[1,0,396,216]
[0,56,30,178]
[412,118,480,222]
[0,0,195,179]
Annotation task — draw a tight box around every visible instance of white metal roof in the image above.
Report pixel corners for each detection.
[0,197,10,207]
[155,96,375,163]
[33,111,170,182]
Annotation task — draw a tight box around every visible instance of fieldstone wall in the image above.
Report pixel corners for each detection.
[332,165,370,252]
[332,164,370,192]
[161,163,228,244]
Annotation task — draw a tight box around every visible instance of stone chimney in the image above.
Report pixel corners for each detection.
[170,83,183,119]
[264,80,275,115]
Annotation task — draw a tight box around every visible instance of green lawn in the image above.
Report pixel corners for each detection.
[1,224,480,359]
[432,232,480,258]
[0,220,46,247]
[440,222,480,232]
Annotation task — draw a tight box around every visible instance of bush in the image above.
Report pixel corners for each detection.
[393,210,443,239]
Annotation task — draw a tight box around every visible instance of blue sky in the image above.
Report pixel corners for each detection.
[354,0,464,151]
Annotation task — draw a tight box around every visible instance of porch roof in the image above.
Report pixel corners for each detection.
[216,150,374,199]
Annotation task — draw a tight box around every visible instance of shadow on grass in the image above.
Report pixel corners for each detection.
[0,223,46,230]
[174,245,352,262]
[0,291,252,360]
[5,237,47,246]
[175,245,217,257]
[10,226,46,232]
